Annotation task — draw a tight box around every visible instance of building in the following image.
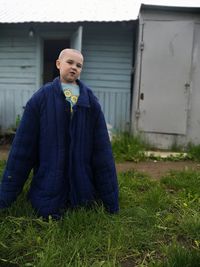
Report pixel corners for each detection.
[1,1,200,148]
[0,0,139,134]
[132,4,200,148]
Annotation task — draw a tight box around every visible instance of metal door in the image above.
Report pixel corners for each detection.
[138,21,194,134]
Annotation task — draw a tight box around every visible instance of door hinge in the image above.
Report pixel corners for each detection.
[140,41,144,51]
[135,110,140,118]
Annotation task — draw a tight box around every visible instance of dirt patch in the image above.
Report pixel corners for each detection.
[0,144,11,161]
[1,145,200,179]
[116,161,200,179]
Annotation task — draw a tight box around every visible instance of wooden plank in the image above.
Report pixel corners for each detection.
[82,44,131,52]
[0,52,35,59]
[83,61,131,70]
[0,59,36,66]
[83,56,131,64]
[82,68,130,75]
[0,66,36,74]
[82,73,130,82]
[85,80,130,89]
[0,84,36,90]
[0,40,35,47]
[0,77,35,84]
[0,47,36,52]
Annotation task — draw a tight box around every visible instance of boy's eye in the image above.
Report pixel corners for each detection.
[66,61,82,68]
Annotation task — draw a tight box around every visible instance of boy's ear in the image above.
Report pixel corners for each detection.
[56,60,60,70]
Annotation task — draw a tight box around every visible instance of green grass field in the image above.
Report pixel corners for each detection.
[0,160,200,267]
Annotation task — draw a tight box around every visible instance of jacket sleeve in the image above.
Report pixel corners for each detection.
[92,109,119,213]
[0,98,39,208]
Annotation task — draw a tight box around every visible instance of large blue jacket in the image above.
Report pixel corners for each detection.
[0,77,119,218]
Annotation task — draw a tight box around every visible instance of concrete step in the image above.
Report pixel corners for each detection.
[145,151,187,159]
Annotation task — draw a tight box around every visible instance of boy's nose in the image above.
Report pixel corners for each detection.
[71,64,77,69]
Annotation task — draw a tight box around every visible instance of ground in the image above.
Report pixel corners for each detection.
[116,161,200,179]
[1,144,200,179]
[0,144,10,162]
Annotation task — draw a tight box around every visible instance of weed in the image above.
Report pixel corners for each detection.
[112,133,146,162]
[187,143,200,161]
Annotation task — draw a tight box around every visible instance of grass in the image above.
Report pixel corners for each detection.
[112,133,147,162]
[1,161,200,266]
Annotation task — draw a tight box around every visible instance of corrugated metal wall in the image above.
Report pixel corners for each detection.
[0,26,37,130]
[81,23,134,131]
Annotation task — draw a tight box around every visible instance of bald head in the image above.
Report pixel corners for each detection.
[58,49,84,61]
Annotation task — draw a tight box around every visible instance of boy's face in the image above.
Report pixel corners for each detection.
[56,50,83,84]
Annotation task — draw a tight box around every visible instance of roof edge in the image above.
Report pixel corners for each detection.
[0,19,136,24]
[140,3,200,13]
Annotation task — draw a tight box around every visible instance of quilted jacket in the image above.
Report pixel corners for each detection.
[0,77,119,218]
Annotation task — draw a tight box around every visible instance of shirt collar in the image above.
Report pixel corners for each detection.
[53,77,90,108]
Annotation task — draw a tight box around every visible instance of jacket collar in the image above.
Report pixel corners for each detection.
[53,77,90,108]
